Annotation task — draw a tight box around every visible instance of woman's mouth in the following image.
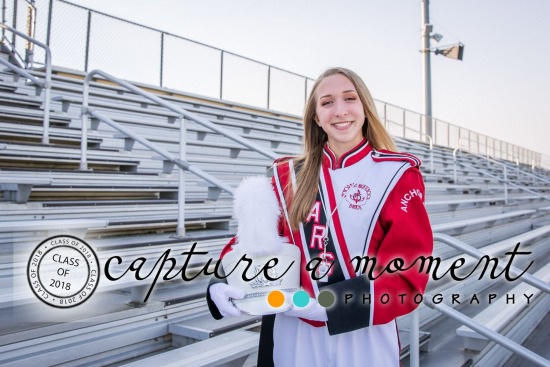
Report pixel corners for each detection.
[331,121,353,128]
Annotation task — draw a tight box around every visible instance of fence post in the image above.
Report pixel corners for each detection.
[447,123,450,147]
[402,109,406,139]
[267,65,271,110]
[84,10,91,71]
[11,0,16,44]
[2,0,6,39]
[433,118,437,145]
[46,0,52,45]
[304,77,308,105]
[383,103,387,129]
[219,50,224,100]
[159,32,164,87]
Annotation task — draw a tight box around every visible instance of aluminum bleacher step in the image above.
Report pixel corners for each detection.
[0,153,140,172]
[0,218,108,233]
[120,329,260,367]
[0,218,108,245]
[431,209,536,234]
[92,229,235,251]
[52,94,181,119]
[426,196,505,211]
[0,80,17,92]
[0,129,102,148]
[0,105,71,126]
[169,311,261,345]
[0,176,52,203]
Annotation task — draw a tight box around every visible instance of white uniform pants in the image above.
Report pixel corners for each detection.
[273,313,400,367]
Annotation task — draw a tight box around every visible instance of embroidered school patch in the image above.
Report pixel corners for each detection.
[341,182,371,210]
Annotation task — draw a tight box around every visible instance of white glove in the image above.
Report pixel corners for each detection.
[283,298,328,322]
[209,283,245,317]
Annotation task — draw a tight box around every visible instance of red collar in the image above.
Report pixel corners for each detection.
[322,138,371,170]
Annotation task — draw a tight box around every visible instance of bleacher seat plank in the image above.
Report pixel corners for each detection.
[0,105,72,126]
[431,209,535,233]
[0,176,52,203]
[0,218,108,232]
[121,330,259,367]
[426,196,504,208]
[169,311,261,343]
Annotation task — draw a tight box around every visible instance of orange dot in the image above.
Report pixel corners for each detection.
[267,290,285,308]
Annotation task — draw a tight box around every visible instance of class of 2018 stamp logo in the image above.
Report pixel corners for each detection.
[27,235,100,308]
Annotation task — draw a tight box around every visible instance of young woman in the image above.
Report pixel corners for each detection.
[207,67,433,367]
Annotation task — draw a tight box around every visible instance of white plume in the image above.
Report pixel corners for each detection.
[233,176,287,256]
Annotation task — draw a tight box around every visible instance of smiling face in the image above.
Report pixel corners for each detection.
[314,73,366,158]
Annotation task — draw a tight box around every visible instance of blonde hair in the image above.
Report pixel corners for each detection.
[288,67,397,230]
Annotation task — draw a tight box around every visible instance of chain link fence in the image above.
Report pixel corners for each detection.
[25,0,313,117]
[0,0,543,167]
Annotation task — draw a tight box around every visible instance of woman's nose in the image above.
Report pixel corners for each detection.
[335,102,348,117]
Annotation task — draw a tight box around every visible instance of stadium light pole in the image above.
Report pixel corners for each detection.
[421,0,464,140]
[421,0,433,139]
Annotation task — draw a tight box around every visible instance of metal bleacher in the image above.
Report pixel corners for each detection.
[1,19,549,367]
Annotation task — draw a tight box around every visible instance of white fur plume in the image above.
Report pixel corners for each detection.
[233,176,287,256]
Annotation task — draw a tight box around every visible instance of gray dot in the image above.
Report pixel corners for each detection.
[318,290,335,308]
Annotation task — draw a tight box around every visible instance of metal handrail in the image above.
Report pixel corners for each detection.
[0,57,42,85]
[409,232,550,367]
[84,109,234,194]
[454,137,509,204]
[0,22,51,144]
[423,298,550,367]
[419,132,434,174]
[80,69,279,236]
[459,158,550,202]
[393,135,434,173]
[80,70,278,161]
[82,109,234,237]
[494,156,550,187]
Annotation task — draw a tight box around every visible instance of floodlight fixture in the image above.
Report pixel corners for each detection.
[434,43,464,61]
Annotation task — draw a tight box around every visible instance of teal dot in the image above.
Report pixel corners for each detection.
[318,290,335,308]
[293,290,310,308]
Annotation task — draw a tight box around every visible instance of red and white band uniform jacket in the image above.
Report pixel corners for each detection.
[207,138,434,367]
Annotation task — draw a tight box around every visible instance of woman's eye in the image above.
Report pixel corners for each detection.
[345,97,356,101]
[321,100,332,106]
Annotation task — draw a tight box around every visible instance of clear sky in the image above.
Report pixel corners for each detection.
[69,0,550,159]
